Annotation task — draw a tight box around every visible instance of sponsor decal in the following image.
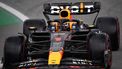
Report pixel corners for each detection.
[72,59,92,65]
[51,3,94,14]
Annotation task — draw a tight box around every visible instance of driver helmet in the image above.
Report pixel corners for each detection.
[63,22,70,31]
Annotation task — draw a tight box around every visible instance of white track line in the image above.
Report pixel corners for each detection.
[0,60,3,68]
[0,2,29,68]
[0,2,29,21]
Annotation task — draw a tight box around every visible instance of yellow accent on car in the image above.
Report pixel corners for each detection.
[80,3,84,13]
[59,9,71,19]
[48,52,62,65]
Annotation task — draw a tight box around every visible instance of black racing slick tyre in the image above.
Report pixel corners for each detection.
[3,36,27,69]
[23,19,46,36]
[88,32,112,69]
[96,17,120,51]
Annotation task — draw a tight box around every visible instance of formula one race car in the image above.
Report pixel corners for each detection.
[2,1,120,69]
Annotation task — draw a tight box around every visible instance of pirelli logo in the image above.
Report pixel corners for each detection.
[50,2,94,14]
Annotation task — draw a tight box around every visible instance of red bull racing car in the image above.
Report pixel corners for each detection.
[2,1,120,69]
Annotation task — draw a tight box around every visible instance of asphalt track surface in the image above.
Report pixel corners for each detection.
[0,0,122,69]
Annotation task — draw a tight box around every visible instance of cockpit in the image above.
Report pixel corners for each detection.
[47,19,88,32]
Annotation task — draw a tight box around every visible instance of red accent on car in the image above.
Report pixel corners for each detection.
[55,37,62,42]
[69,66,81,69]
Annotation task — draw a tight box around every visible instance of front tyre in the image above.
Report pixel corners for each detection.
[3,36,27,69]
[88,32,112,69]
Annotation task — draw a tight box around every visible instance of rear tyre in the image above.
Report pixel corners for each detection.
[96,17,120,51]
[3,36,27,69]
[23,19,46,36]
[88,32,112,69]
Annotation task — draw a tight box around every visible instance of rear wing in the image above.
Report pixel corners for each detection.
[43,2,101,15]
